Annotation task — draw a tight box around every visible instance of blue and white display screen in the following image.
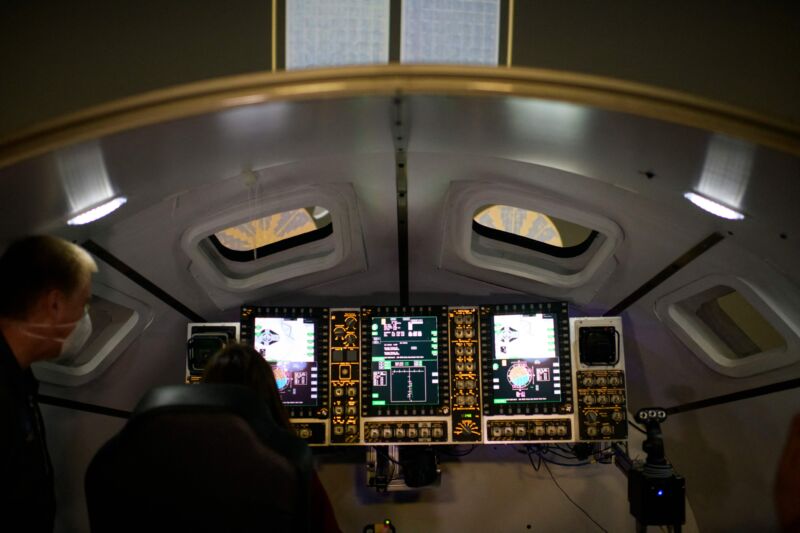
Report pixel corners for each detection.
[370,316,440,406]
[491,313,561,404]
[254,317,318,407]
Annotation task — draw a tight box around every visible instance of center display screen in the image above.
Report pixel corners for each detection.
[491,313,561,405]
[370,316,440,406]
[254,317,318,407]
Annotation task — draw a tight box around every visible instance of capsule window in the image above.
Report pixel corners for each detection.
[209,207,333,262]
[472,205,599,258]
[683,286,786,360]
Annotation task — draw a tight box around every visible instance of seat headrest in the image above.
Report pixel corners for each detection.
[86,384,312,533]
[129,384,310,465]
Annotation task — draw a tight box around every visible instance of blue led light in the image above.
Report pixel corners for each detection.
[657,489,664,496]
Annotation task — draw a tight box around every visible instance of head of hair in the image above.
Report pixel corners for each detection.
[202,343,293,430]
[0,235,98,320]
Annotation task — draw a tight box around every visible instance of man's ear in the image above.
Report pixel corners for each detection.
[42,288,67,320]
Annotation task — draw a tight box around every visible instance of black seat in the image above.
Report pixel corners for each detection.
[85,384,312,533]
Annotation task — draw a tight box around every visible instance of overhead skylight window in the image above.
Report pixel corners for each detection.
[286,0,390,70]
[684,286,785,360]
[473,205,598,258]
[401,0,500,65]
[210,207,332,262]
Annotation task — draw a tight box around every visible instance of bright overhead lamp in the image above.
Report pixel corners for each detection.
[67,196,127,225]
[684,192,745,220]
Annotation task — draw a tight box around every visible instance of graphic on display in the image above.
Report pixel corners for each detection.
[507,362,534,390]
[494,314,557,360]
[254,317,318,407]
[492,313,562,404]
[254,317,315,362]
[370,316,440,406]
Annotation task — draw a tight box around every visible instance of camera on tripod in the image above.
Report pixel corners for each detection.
[628,408,686,532]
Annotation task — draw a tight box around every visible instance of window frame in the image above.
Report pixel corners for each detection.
[439,181,623,298]
[655,274,800,377]
[471,217,599,259]
[209,221,334,262]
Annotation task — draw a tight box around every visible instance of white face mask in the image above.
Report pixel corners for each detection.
[17,306,93,364]
[54,310,92,364]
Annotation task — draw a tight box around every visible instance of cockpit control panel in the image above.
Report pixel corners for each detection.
[185,303,628,447]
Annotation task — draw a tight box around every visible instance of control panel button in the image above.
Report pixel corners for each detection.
[492,427,502,438]
[601,425,613,436]
[408,427,418,439]
[334,426,345,436]
[346,424,357,435]
[587,426,598,437]
[382,428,394,439]
[557,425,568,437]
[346,405,357,416]
[334,406,344,416]
[347,387,357,397]
[546,426,557,437]
[419,427,431,438]
[432,427,444,439]
[395,428,406,438]
[515,426,527,437]
[369,428,380,439]
[334,387,344,397]
[534,426,546,437]
[596,376,608,387]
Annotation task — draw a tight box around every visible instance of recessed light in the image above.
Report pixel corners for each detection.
[684,192,744,220]
[67,197,127,225]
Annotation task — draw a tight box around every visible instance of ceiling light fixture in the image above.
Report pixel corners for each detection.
[67,196,127,225]
[684,192,745,220]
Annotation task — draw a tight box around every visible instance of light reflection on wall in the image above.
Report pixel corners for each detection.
[56,142,115,215]
[506,98,590,175]
[696,135,754,210]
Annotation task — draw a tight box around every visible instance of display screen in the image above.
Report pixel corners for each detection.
[370,316,440,406]
[254,317,318,406]
[491,313,561,404]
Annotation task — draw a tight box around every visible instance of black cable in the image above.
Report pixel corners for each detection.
[628,420,647,434]
[372,446,408,467]
[527,450,542,472]
[541,456,591,467]
[438,445,478,457]
[543,461,609,533]
[544,448,576,460]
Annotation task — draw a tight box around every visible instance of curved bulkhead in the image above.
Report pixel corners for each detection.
[1,3,799,532]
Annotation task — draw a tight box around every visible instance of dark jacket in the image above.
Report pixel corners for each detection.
[0,332,56,533]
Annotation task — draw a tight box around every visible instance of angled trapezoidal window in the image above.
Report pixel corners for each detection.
[689,286,785,359]
[209,207,333,262]
[472,205,598,258]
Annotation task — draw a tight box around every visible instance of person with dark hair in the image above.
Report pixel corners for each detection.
[203,343,343,533]
[776,413,800,532]
[0,235,97,533]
